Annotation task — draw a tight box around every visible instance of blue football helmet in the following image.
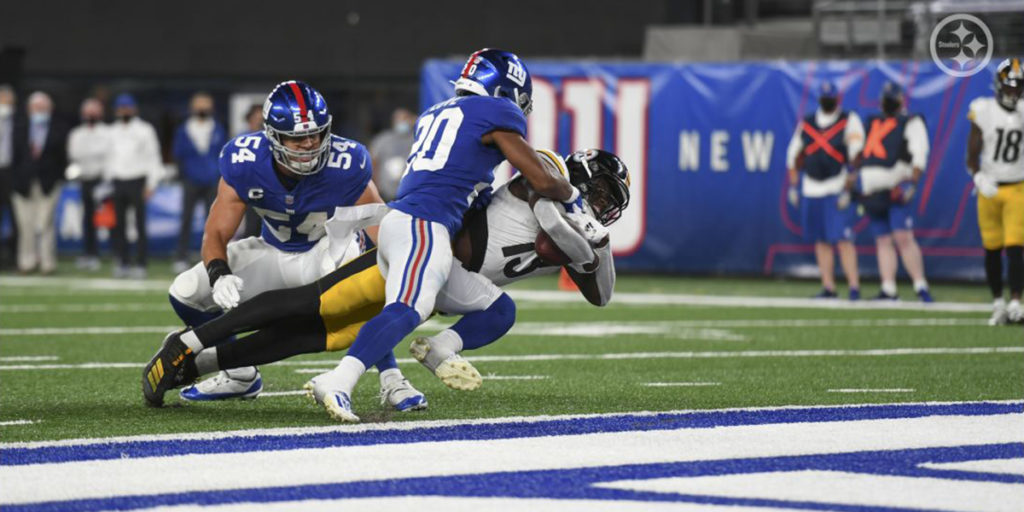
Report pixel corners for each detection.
[263,80,332,175]
[453,48,533,115]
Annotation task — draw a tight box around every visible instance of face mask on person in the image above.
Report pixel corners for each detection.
[882,97,902,116]
[394,120,411,135]
[30,112,50,124]
[819,97,838,113]
[119,114,133,123]
[193,110,211,121]
[0,104,12,118]
[85,117,100,126]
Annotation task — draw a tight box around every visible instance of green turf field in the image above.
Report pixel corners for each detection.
[1,266,1021,443]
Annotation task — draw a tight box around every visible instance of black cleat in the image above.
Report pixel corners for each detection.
[142,331,199,407]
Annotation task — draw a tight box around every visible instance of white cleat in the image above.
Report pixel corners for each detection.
[410,337,482,391]
[306,372,360,423]
[180,368,262,401]
[379,377,427,412]
[989,300,1009,326]
[1007,300,1023,324]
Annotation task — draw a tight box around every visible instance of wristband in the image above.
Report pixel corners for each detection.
[566,186,581,204]
[205,258,232,287]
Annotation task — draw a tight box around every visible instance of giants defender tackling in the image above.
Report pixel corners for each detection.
[967,58,1024,325]
[143,81,423,410]
[138,149,629,411]
[309,48,582,422]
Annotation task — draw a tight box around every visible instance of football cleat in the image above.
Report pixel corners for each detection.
[141,331,199,407]
[989,303,1009,326]
[410,337,482,391]
[813,288,838,299]
[916,288,934,303]
[849,288,861,301]
[379,377,427,412]
[873,291,899,301]
[305,372,360,422]
[179,369,263,401]
[1007,300,1022,324]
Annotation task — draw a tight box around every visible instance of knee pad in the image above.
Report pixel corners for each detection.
[169,264,213,311]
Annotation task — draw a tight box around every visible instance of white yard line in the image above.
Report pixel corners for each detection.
[828,389,916,393]
[260,391,307,397]
[0,420,37,427]
[644,382,721,387]
[0,356,58,362]
[483,374,550,380]
[4,346,1021,371]
[0,317,988,338]
[509,290,992,313]
[0,275,168,291]
[0,303,167,313]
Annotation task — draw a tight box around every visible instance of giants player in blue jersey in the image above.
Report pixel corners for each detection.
[309,49,581,421]
[143,81,424,411]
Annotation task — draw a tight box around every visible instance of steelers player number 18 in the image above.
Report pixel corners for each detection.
[994,128,1022,163]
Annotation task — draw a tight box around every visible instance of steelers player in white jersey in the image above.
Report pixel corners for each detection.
[967,58,1024,325]
[139,149,628,411]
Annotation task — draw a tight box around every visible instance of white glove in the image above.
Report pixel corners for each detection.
[212,275,244,310]
[787,186,800,208]
[973,172,998,198]
[565,211,609,246]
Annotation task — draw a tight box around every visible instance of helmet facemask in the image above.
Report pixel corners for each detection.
[264,118,333,176]
[995,59,1024,111]
[583,174,630,226]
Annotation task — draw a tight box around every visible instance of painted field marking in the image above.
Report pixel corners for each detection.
[292,368,331,374]
[260,391,307,398]
[3,346,1021,371]
[509,290,992,313]
[0,275,168,291]
[0,317,990,338]
[0,303,168,313]
[0,420,37,427]
[484,374,550,381]
[0,356,58,362]
[644,382,721,387]
[828,388,916,393]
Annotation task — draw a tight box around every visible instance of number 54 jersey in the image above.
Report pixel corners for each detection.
[391,95,527,235]
[968,96,1024,183]
[218,132,373,252]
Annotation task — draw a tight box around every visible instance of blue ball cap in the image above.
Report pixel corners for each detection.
[818,80,839,99]
[114,93,137,109]
[881,81,903,101]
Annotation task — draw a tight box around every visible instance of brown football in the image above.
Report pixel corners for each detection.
[535,231,571,265]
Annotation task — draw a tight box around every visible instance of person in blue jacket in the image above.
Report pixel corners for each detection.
[172,92,227,271]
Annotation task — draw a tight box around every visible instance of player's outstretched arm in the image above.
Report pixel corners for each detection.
[489,130,575,201]
[201,179,247,265]
[567,239,616,307]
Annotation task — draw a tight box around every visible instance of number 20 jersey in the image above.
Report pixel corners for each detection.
[219,132,372,252]
[968,97,1024,183]
[391,95,527,235]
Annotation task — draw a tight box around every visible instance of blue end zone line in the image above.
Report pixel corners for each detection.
[2,401,1021,467]
[7,443,1022,512]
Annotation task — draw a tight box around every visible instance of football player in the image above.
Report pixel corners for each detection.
[309,49,580,422]
[850,81,933,302]
[145,81,423,410]
[967,58,1024,325]
[140,149,628,414]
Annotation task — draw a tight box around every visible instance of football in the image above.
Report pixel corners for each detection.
[535,230,571,265]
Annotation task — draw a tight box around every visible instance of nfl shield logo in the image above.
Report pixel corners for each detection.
[285,195,294,205]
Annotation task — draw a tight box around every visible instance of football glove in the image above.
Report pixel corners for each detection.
[890,182,916,204]
[973,172,998,198]
[565,211,609,246]
[212,275,244,310]
[561,186,584,214]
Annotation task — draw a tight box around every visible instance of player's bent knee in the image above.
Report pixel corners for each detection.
[169,265,207,308]
[490,293,516,333]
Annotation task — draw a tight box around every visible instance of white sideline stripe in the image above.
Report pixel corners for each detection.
[509,289,992,313]
[0,420,37,427]
[0,303,167,313]
[2,399,1018,450]
[292,368,332,374]
[260,391,307,397]
[0,356,58,362]
[0,317,989,337]
[828,388,916,393]
[0,275,168,291]
[644,382,721,387]
[4,346,1021,371]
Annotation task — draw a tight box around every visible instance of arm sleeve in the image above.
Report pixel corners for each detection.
[905,116,929,170]
[785,124,804,170]
[845,112,865,159]
[531,198,595,265]
[569,241,615,306]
